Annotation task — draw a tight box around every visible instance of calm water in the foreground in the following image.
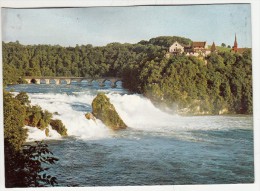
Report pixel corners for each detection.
[6,83,254,186]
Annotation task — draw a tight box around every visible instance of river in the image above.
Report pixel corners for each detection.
[5,83,254,186]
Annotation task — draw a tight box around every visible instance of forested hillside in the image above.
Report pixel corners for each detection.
[2,36,252,114]
[123,51,252,114]
[2,40,165,85]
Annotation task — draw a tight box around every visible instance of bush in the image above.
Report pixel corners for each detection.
[26,106,52,130]
[50,119,67,136]
[5,141,58,187]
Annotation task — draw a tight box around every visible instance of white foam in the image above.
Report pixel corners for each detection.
[24,92,253,141]
[27,93,111,140]
[107,93,178,130]
[107,93,253,132]
[24,126,62,142]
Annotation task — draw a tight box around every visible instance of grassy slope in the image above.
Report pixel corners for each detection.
[208,45,232,52]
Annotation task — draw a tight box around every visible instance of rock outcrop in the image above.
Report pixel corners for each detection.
[85,112,96,122]
[92,93,127,130]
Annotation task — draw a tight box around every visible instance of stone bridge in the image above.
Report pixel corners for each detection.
[24,77,123,87]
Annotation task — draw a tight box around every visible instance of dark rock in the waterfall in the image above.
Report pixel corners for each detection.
[85,112,96,122]
[92,93,127,130]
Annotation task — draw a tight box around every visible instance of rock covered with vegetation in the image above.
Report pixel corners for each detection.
[92,93,127,130]
[50,119,67,136]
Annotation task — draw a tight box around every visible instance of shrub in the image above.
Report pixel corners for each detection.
[50,119,67,136]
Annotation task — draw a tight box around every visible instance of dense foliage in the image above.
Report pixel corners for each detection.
[5,141,58,187]
[139,36,192,49]
[4,91,28,151]
[2,39,167,85]
[2,35,252,114]
[3,91,59,187]
[26,106,53,130]
[123,50,252,114]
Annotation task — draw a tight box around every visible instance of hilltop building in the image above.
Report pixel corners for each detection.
[192,41,207,52]
[168,41,213,57]
[169,41,185,55]
[167,34,250,58]
[189,41,211,56]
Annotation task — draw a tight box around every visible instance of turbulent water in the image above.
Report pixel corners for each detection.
[6,83,254,186]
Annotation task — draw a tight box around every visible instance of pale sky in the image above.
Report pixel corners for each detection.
[1,4,252,47]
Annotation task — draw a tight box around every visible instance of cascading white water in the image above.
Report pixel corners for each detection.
[24,91,253,141]
[107,93,178,130]
[26,92,111,141]
[25,125,61,142]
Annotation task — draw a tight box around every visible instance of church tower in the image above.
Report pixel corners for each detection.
[232,34,238,52]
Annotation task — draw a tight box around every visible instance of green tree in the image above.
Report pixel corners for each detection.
[15,92,31,106]
[4,91,27,151]
[5,141,58,187]
[4,91,59,187]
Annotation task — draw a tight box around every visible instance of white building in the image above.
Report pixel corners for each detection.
[169,41,185,54]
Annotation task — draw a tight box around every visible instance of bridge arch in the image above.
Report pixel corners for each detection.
[30,78,40,84]
[49,79,57,84]
[30,79,36,84]
[90,80,100,87]
[71,79,81,85]
[60,79,71,85]
[103,79,112,87]
[80,79,90,85]
[40,79,47,84]
[114,80,123,88]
